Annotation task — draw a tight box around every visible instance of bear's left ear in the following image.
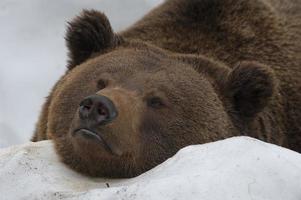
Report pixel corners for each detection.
[176,54,276,118]
[223,61,276,118]
[65,10,122,69]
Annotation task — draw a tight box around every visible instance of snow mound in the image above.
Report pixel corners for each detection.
[0,137,300,200]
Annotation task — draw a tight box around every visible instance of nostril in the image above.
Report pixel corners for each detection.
[80,98,93,108]
[79,98,94,119]
[79,105,89,119]
[97,104,109,118]
[83,105,91,111]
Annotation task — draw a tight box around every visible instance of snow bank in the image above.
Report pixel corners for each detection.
[0,136,300,200]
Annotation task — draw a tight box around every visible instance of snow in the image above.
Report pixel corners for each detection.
[0,136,300,200]
[0,0,163,148]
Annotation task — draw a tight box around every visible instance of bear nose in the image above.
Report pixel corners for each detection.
[79,95,118,125]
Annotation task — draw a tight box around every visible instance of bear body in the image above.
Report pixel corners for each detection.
[32,0,301,177]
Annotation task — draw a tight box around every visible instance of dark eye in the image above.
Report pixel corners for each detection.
[96,79,107,90]
[147,97,165,109]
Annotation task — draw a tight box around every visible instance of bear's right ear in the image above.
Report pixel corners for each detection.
[222,61,276,118]
[65,10,122,69]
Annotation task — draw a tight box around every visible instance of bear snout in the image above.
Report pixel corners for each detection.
[70,88,142,158]
[78,94,118,126]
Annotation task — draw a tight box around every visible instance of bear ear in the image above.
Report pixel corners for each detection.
[223,61,276,118]
[65,9,122,69]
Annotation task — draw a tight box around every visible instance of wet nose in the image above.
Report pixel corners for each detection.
[79,95,118,125]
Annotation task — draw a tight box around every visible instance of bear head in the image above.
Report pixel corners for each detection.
[43,10,276,178]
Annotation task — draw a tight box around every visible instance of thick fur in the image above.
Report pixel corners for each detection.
[65,10,122,69]
[32,0,301,178]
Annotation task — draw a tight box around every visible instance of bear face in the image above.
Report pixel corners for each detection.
[50,44,236,177]
[37,10,276,178]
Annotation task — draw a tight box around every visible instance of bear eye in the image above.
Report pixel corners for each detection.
[147,97,165,109]
[96,79,107,90]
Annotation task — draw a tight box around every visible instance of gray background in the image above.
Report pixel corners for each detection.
[0,0,163,147]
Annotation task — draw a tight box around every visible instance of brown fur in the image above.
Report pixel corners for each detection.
[32,0,301,178]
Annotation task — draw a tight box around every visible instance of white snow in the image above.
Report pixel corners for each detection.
[0,136,300,200]
[0,0,163,148]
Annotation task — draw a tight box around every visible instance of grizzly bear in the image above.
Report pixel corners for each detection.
[32,0,301,178]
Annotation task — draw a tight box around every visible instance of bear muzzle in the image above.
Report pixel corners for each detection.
[71,94,121,155]
[70,87,142,159]
[78,94,118,126]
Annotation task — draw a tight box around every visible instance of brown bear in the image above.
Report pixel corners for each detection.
[32,0,301,178]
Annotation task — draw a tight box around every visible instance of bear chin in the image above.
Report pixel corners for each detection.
[72,128,117,155]
[55,132,142,178]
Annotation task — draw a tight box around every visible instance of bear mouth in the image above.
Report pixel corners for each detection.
[73,128,113,154]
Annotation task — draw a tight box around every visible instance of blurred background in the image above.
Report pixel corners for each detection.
[0,0,163,148]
